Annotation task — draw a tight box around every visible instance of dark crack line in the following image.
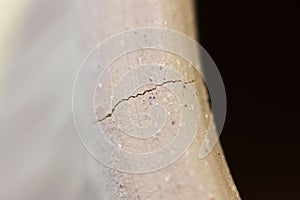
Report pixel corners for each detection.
[97,79,196,122]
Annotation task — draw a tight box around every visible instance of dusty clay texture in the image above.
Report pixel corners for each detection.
[81,0,241,200]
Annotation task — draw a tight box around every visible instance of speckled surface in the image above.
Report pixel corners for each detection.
[81,0,241,199]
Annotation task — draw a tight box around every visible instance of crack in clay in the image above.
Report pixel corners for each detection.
[98,79,196,122]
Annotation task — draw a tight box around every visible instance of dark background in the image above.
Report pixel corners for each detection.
[195,1,299,199]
